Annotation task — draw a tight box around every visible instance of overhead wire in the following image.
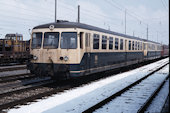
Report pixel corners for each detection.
[106,0,168,42]
[0,1,54,17]
[0,0,168,43]
[160,0,168,11]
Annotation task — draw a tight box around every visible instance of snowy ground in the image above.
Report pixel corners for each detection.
[94,65,169,113]
[146,79,169,113]
[7,58,169,113]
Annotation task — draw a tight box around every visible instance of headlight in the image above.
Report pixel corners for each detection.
[33,56,38,60]
[64,56,69,61]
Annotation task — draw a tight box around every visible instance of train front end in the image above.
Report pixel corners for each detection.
[27,22,83,79]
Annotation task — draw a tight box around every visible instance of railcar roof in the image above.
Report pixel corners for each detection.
[33,20,160,44]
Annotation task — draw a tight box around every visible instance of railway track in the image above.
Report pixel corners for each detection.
[0,58,169,112]
[0,73,35,83]
[83,62,169,113]
[0,76,52,94]
[0,77,57,111]
[0,65,26,72]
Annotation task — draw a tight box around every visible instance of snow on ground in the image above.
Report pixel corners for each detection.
[8,58,169,113]
[0,69,30,77]
[146,79,169,113]
[145,65,169,113]
[93,65,169,113]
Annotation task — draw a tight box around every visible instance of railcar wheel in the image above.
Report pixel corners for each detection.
[30,70,34,74]
[34,67,42,77]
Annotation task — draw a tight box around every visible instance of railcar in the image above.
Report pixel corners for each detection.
[0,33,30,64]
[27,20,163,79]
[161,45,169,57]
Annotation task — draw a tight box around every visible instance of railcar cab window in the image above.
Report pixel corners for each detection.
[115,38,119,50]
[31,32,42,49]
[93,34,99,49]
[61,32,77,49]
[102,35,107,49]
[43,32,59,49]
[109,37,113,50]
[120,39,123,50]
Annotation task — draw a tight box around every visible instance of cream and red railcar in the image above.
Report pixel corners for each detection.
[27,20,162,79]
[161,45,169,57]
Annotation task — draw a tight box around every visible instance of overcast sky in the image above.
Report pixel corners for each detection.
[0,0,169,44]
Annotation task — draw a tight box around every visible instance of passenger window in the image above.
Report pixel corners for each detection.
[102,35,107,49]
[132,41,134,50]
[153,45,155,50]
[85,33,90,47]
[85,33,89,47]
[129,40,131,50]
[151,44,152,50]
[93,34,99,49]
[109,37,113,50]
[144,43,146,50]
[140,42,142,50]
[88,34,90,47]
[135,41,137,50]
[120,39,123,50]
[115,38,119,50]
[138,42,140,50]
[80,32,83,49]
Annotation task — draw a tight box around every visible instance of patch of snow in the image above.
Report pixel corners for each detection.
[94,65,169,113]
[146,79,169,112]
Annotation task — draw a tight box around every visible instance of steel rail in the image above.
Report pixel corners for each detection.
[0,66,26,72]
[0,73,33,83]
[0,84,70,111]
[137,74,169,113]
[0,78,53,98]
[82,62,169,113]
